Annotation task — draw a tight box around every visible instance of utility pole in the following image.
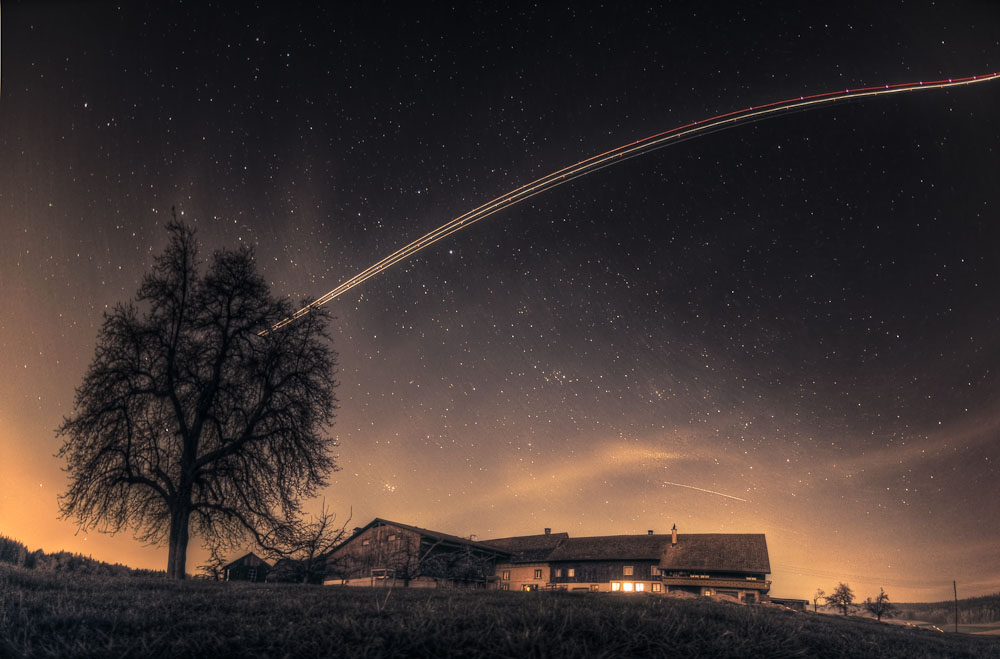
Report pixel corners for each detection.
[953,580,959,633]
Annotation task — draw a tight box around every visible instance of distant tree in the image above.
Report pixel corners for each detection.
[57,218,339,579]
[0,536,29,567]
[864,588,898,622]
[813,588,825,613]
[826,582,855,616]
[262,501,349,584]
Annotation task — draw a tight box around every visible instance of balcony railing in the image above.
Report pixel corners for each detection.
[660,577,771,590]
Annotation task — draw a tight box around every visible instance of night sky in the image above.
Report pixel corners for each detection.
[2,2,999,601]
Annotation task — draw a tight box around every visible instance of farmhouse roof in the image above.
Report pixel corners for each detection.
[660,534,770,573]
[343,518,509,555]
[478,532,568,563]
[546,534,671,561]
[223,552,270,570]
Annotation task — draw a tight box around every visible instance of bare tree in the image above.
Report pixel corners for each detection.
[57,218,339,579]
[197,543,228,581]
[263,501,350,584]
[826,582,855,616]
[864,588,898,622]
[813,588,825,613]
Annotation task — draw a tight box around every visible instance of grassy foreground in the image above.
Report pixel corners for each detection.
[1,566,997,659]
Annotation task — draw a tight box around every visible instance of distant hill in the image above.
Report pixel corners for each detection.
[896,594,1000,625]
[0,534,163,578]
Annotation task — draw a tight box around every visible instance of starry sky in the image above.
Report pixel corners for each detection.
[2,2,999,602]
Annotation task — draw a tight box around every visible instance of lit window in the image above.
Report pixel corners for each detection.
[534,569,542,579]
[745,576,757,581]
[502,570,510,580]
[652,583,662,592]
[501,584,509,591]
[590,585,599,592]
[612,582,621,592]
[362,539,370,546]
[623,566,633,576]
[636,583,645,592]
[651,567,660,576]
[555,569,562,578]
[567,568,575,578]
[623,582,634,592]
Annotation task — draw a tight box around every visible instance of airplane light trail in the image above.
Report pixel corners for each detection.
[269,72,999,331]
[662,481,749,502]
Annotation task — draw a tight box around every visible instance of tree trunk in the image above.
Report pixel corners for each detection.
[166,506,191,579]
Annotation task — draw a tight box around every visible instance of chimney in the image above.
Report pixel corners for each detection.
[648,529,654,535]
[353,527,363,536]
[544,528,551,535]
[671,524,677,545]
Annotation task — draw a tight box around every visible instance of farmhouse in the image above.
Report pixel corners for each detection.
[324,519,771,602]
[223,552,271,582]
[323,518,508,588]
[483,524,770,603]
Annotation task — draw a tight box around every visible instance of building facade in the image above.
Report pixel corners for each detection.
[324,519,772,603]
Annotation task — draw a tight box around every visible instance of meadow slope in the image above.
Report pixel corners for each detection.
[1,566,997,659]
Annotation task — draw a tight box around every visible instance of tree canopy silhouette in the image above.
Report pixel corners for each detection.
[57,219,338,579]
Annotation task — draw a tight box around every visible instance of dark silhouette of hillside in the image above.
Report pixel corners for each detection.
[0,535,163,577]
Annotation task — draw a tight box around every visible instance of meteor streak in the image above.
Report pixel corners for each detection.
[269,72,999,331]
[662,481,748,502]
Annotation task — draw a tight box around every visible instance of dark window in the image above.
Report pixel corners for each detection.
[502,570,510,580]
[534,569,542,579]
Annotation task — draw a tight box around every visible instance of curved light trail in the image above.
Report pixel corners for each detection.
[270,72,999,331]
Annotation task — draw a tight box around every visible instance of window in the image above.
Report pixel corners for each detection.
[502,570,510,580]
[555,569,562,578]
[590,584,599,592]
[612,582,621,592]
[247,568,257,582]
[744,593,756,604]
[567,568,575,578]
[745,576,757,581]
[702,588,714,597]
[522,584,537,591]
[501,584,510,591]
[388,534,396,542]
[651,567,660,576]
[623,566,633,576]
[623,582,634,592]
[652,583,662,593]
[636,583,645,592]
[534,568,543,579]
[362,539,370,546]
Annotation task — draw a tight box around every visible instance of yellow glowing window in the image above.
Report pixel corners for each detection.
[590,584,599,592]
[502,570,510,580]
[623,566,633,576]
[623,582,634,592]
[652,583,662,592]
[636,583,645,592]
[567,568,575,577]
[612,582,621,592]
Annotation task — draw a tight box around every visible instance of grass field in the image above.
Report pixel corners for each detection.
[2,566,998,658]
